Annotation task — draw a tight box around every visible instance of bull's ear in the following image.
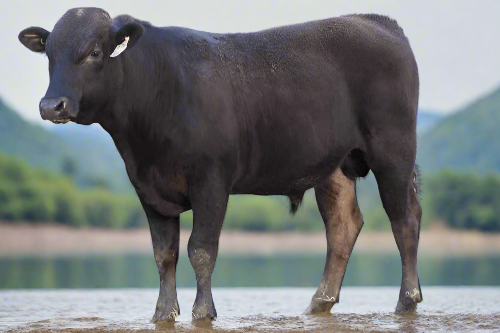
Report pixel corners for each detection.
[19,27,50,53]
[110,22,144,57]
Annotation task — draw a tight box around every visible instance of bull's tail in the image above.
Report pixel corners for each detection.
[289,200,303,215]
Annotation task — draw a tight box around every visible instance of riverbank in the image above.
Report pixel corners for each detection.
[1,223,500,257]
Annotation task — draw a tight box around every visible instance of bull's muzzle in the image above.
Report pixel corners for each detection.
[39,97,75,124]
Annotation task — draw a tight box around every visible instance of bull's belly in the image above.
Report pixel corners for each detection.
[231,157,342,197]
[231,133,353,196]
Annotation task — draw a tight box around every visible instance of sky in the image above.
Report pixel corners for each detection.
[2,0,500,123]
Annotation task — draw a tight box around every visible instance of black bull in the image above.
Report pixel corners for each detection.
[19,8,422,322]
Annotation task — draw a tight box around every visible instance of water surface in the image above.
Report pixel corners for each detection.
[1,287,499,332]
[1,254,499,332]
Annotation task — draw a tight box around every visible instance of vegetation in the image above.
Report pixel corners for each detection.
[0,153,144,228]
[423,171,500,232]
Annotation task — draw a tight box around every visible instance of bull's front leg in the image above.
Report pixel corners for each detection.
[141,200,181,323]
[188,168,231,322]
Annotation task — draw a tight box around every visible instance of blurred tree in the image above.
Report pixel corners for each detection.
[61,157,78,178]
[82,175,111,190]
[423,170,500,232]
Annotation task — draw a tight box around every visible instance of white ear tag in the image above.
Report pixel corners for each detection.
[110,36,130,58]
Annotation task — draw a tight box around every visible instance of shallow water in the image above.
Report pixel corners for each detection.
[1,287,499,332]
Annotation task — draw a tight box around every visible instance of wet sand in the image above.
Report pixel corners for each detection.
[1,223,500,256]
[7,314,500,333]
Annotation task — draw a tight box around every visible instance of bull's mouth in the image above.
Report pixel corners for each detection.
[51,118,72,124]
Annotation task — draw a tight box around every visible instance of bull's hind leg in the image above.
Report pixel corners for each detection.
[372,160,422,313]
[304,168,364,314]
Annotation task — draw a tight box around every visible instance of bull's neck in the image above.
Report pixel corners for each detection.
[99,30,179,143]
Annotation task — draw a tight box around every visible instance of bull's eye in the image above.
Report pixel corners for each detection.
[91,50,101,58]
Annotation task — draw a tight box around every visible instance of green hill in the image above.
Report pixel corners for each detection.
[0,98,130,191]
[51,123,130,191]
[417,86,500,173]
[0,97,66,171]
[417,111,443,134]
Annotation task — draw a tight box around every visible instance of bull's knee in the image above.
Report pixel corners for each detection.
[154,248,178,275]
[189,248,214,280]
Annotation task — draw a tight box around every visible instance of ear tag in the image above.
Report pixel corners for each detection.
[110,36,130,57]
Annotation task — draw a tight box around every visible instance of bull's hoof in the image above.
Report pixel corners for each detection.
[192,303,217,322]
[303,294,337,314]
[395,288,422,314]
[152,301,180,323]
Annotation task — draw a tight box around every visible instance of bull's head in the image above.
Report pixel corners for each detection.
[19,8,143,125]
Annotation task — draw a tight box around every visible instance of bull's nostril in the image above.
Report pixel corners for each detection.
[54,100,66,112]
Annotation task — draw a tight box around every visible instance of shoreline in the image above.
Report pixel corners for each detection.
[1,223,500,257]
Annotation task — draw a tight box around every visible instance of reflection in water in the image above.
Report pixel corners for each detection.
[0,253,499,288]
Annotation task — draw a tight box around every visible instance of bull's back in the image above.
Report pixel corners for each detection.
[173,15,417,194]
[213,13,418,139]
